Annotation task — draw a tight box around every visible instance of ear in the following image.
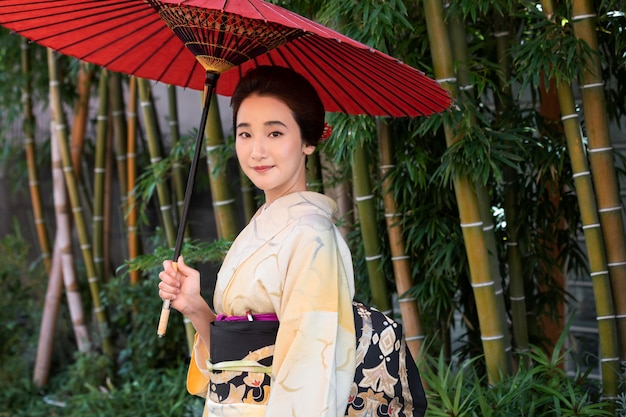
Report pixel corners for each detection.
[303,144,315,155]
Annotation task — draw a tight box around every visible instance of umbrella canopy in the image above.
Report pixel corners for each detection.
[0,0,450,117]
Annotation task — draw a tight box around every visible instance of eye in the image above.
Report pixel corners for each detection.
[237,131,251,139]
[268,131,283,138]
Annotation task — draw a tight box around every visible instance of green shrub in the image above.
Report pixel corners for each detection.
[421,343,615,417]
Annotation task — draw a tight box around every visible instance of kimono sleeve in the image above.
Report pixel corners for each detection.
[187,333,210,397]
[264,218,356,416]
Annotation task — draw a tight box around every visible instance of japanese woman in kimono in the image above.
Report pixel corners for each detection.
[158,66,356,416]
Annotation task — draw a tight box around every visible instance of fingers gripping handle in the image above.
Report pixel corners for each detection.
[157,262,177,337]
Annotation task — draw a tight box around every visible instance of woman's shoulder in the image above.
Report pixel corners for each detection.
[279,192,338,231]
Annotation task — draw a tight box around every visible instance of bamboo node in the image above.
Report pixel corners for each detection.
[205,145,222,152]
[581,223,600,230]
[560,113,578,121]
[596,315,616,321]
[587,146,612,153]
[405,335,425,341]
[480,334,504,341]
[365,254,383,262]
[436,77,457,84]
[460,221,483,228]
[355,194,374,202]
[213,199,236,207]
[572,171,590,178]
[598,206,622,213]
[470,280,494,288]
[571,13,597,22]
[580,81,604,89]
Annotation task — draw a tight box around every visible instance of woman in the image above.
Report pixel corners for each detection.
[159,65,356,416]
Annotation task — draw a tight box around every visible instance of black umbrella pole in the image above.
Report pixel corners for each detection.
[158,71,220,337]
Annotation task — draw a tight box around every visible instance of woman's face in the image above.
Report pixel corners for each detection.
[235,94,315,206]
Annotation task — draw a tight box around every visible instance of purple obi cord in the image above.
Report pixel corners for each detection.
[216,310,279,322]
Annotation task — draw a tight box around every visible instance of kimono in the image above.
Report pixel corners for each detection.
[187,191,357,417]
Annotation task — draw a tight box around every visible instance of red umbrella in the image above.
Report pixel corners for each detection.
[0,0,451,335]
[0,0,450,117]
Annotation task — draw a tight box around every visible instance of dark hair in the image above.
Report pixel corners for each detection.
[231,66,325,147]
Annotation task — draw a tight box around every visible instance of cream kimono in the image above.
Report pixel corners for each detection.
[188,191,356,417]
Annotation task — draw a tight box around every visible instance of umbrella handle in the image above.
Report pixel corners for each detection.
[157,71,220,338]
[157,261,177,337]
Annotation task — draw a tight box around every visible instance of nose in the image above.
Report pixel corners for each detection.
[250,136,266,160]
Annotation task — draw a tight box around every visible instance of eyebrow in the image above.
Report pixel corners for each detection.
[235,120,288,130]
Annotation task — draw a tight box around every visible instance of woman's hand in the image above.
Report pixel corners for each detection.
[158,256,204,317]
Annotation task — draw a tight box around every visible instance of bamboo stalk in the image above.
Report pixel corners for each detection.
[33,242,62,387]
[449,13,513,370]
[557,79,620,402]
[70,62,93,177]
[137,78,178,247]
[47,49,112,357]
[492,19,530,358]
[51,123,92,354]
[20,39,52,273]
[377,118,424,358]
[109,73,128,203]
[321,153,353,241]
[92,70,109,282]
[167,85,188,232]
[126,77,141,285]
[239,169,258,222]
[103,115,113,282]
[541,0,621,402]
[138,78,197,351]
[571,0,626,362]
[423,0,507,383]
[204,93,239,240]
[352,141,391,313]
[306,152,324,193]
